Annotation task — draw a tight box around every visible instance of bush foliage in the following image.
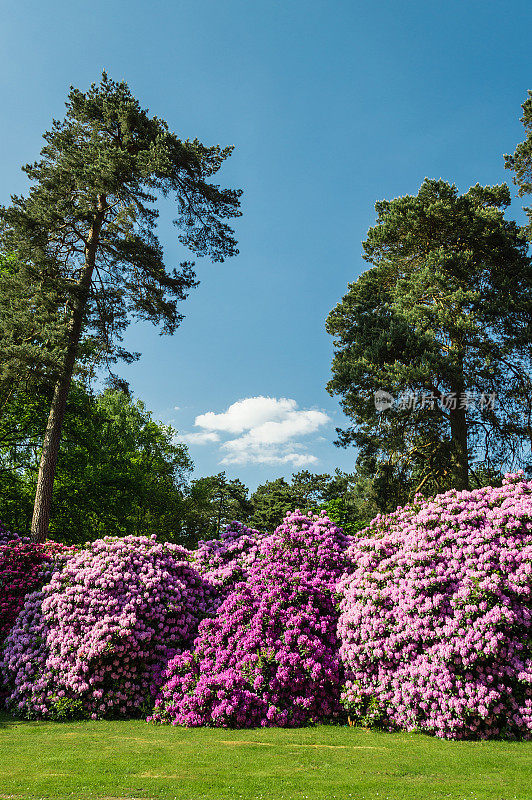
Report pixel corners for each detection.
[1,477,532,739]
[337,473,532,739]
[2,535,212,720]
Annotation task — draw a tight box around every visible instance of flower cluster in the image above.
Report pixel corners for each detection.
[192,521,264,600]
[337,472,532,739]
[2,535,213,720]
[150,512,348,728]
[0,537,73,645]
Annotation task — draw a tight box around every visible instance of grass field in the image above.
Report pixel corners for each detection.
[1,714,531,800]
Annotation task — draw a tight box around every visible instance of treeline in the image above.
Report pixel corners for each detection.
[0,382,378,545]
[2,74,532,541]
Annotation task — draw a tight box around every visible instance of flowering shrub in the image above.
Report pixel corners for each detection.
[0,534,74,706]
[2,535,213,720]
[192,521,264,600]
[337,472,532,739]
[0,539,72,645]
[4,474,531,739]
[150,512,349,728]
[256,510,350,591]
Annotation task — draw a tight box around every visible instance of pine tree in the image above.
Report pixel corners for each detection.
[0,253,68,412]
[505,88,532,237]
[326,179,532,497]
[0,74,242,541]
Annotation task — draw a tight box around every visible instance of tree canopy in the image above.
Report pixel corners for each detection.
[0,253,69,411]
[326,178,532,500]
[0,385,193,545]
[246,470,376,533]
[0,73,242,540]
[505,88,532,238]
[181,472,252,544]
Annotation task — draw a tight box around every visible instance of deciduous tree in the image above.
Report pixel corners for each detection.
[183,472,252,543]
[0,385,193,545]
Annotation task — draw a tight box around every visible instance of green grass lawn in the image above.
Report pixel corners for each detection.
[1,714,531,800]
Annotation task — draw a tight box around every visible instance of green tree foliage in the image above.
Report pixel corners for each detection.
[249,472,327,532]
[247,470,376,534]
[248,477,299,532]
[0,73,241,540]
[326,179,532,502]
[322,471,379,535]
[0,253,69,412]
[0,385,192,545]
[181,472,252,544]
[505,89,532,238]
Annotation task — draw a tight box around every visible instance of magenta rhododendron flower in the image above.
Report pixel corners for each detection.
[0,534,74,645]
[150,511,349,728]
[0,528,75,705]
[192,520,265,602]
[337,472,532,739]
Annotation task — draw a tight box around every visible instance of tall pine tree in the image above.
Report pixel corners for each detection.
[326,179,532,498]
[0,74,241,541]
[506,89,532,239]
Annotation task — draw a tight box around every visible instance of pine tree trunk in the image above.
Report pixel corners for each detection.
[449,404,469,490]
[30,196,106,542]
[449,368,469,492]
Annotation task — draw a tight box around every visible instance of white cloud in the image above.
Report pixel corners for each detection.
[176,430,220,445]
[185,396,330,467]
[221,445,318,467]
[195,396,297,434]
[233,409,329,446]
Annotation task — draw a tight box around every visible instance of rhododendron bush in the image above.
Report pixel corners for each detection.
[2,475,532,739]
[0,523,75,705]
[192,520,264,600]
[337,472,532,739]
[150,512,349,728]
[2,535,213,720]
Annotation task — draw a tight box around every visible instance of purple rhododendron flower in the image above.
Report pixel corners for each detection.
[150,511,349,728]
[0,519,29,545]
[0,532,74,705]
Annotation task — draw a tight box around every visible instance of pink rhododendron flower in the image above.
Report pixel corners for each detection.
[337,473,532,739]
[2,535,213,719]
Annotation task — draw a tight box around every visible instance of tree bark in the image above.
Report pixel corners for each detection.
[30,196,106,542]
[449,370,470,491]
[449,405,469,490]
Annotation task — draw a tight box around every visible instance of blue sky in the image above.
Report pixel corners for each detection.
[1,0,531,489]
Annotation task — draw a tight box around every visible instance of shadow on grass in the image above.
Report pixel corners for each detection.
[0,712,57,729]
